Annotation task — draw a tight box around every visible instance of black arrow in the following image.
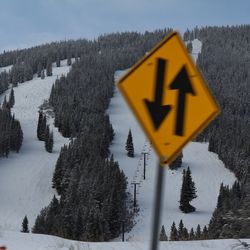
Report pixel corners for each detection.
[144,58,171,130]
[169,65,196,136]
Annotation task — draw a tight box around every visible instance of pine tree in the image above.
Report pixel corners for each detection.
[125,129,134,157]
[21,215,29,233]
[186,42,193,53]
[2,95,9,109]
[46,131,54,153]
[56,55,61,67]
[37,62,42,77]
[45,125,53,153]
[159,225,168,241]
[189,228,195,240]
[41,69,45,79]
[40,114,47,141]
[170,222,178,241]
[182,227,189,240]
[46,59,52,77]
[67,50,72,66]
[8,88,15,108]
[202,225,208,239]
[195,224,201,240]
[37,111,43,140]
[179,167,197,213]
[178,219,184,240]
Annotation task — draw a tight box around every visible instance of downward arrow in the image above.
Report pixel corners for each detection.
[169,65,196,136]
[144,58,171,130]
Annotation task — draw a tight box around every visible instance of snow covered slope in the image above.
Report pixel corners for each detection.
[0,60,72,231]
[1,231,249,250]
[191,39,202,62]
[107,39,236,241]
[0,65,12,73]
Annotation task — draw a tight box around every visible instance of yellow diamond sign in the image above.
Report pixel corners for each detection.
[117,32,220,165]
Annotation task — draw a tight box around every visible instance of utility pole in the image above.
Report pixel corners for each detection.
[142,152,148,180]
[131,182,140,208]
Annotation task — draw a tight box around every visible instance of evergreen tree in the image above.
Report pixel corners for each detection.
[186,42,193,53]
[179,167,197,213]
[189,228,195,240]
[40,114,47,141]
[41,69,45,79]
[37,62,43,77]
[182,227,189,240]
[10,117,23,153]
[178,219,184,239]
[45,125,53,153]
[202,225,208,239]
[46,59,52,77]
[21,215,29,233]
[125,129,134,157]
[170,222,178,241]
[8,88,15,108]
[2,95,9,109]
[56,55,61,67]
[195,224,201,240]
[45,130,54,153]
[67,50,72,66]
[37,111,43,140]
[159,225,168,241]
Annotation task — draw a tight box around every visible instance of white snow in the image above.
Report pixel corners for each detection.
[0,65,12,74]
[191,39,202,62]
[0,59,72,231]
[1,231,249,250]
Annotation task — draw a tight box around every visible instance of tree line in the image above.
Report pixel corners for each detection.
[0,88,23,157]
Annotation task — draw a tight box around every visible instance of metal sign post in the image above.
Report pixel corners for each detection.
[150,161,165,250]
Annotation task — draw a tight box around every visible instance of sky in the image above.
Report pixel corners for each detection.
[0,0,249,51]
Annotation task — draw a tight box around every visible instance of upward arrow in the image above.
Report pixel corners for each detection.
[169,65,196,136]
[144,58,171,130]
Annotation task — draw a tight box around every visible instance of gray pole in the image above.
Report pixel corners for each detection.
[150,161,165,250]
[132,182,140,208]
[143,153,148,180]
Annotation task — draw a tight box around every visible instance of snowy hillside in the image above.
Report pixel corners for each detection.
[190,39,202,62]
[1,230,250,250]
[0,65,12,73]
[107,38,236,241]
[0,60,72,231]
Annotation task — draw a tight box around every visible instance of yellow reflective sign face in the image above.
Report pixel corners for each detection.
[118,32,220,165]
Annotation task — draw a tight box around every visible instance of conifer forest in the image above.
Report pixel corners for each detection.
[0,24,249,249]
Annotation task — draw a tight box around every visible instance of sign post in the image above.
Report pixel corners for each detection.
[151,162,165,250]
[118,31,220,249]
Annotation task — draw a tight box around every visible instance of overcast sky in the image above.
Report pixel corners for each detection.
[0,0,249,51]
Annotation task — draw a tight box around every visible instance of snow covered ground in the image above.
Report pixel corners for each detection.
[0,65,12,73]
[1,231,249,250]
[0,60,72,231]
